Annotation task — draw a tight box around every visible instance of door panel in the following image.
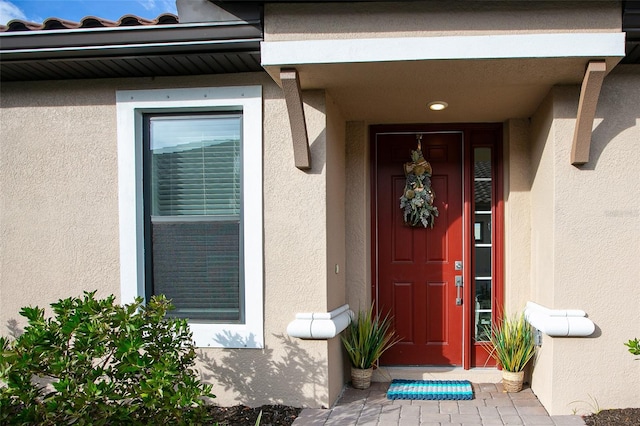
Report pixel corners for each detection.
[376,132,463,366]
[426,281,447,343]
[392,282,414,342]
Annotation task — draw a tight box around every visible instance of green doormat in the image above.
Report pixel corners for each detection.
[386,379,473,400]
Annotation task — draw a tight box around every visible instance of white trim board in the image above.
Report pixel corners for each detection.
[261,33,625,66]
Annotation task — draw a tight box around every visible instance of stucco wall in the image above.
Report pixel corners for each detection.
[528,90,558,410]
[1,81,122,326]
[325,94,347,312]
[213,86,347,408]
[0,73,341,408]
[503,119,532,312]
[345,121,370,309]
[265,1,620,41]
[529,67,640,414]
[529,92,557,309]
[324,93,348,404]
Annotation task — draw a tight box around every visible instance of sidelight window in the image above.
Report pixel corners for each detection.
[473,147,493,342]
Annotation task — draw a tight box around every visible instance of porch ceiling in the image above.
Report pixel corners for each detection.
[261,30,625,123]
[263,56,622,123]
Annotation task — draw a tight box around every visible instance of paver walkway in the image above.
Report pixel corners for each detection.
[293,382,586,425]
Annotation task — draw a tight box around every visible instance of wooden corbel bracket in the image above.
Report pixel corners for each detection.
[571,61,607,166]
[280,68,311,170]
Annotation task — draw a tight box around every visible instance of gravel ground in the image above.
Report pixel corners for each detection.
[583,408,640,426]
[206,404,301,426]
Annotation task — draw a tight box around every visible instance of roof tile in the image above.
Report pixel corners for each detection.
[0,13,179,32]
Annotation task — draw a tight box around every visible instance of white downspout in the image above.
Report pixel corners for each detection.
[286,304,353,340]
[524,301,595,337]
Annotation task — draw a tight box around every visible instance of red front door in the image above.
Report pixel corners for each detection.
[374,131,463,365]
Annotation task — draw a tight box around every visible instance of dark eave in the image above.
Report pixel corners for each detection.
[0,19,263,81]
[623,1,640,63]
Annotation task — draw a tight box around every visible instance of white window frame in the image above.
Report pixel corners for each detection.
[116,86,263,348]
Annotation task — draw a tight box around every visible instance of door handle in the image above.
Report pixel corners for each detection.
[455,276,463,306]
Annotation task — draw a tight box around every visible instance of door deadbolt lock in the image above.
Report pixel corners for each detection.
[455,261,463,270]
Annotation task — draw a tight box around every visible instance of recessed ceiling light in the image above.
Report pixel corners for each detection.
[428,101,448,111]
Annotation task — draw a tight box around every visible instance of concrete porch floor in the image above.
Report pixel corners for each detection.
[292,382,587,425]
[371,366,504,383]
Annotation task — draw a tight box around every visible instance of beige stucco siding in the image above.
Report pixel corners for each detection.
[527,89,558,410]
[0,81,121,323]
[529,67,640,414]
[265,1,620,41]
[238,84,332,408]
[529,91,558,309]
[324,93,348,403]
[0,73,346,408]
[325,93,346,312]
[266,88,328,315]
[345,121,370,309]
[503,118,532,311]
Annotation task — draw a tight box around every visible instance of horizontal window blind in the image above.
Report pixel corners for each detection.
[146,114,242,322]
[150,116,240,217]
[152,221,240,321]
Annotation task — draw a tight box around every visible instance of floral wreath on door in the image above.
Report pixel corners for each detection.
[399,135,439,228]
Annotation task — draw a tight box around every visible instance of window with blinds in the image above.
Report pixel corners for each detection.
[144,113,243,322]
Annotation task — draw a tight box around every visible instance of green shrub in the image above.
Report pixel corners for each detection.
[625,338,640,357]
[0,291,214,425]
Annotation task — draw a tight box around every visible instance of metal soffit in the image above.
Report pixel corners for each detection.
[0,14,263,81]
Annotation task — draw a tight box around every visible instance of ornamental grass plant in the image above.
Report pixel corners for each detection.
[483,312,536,372]
[341,305,401,370]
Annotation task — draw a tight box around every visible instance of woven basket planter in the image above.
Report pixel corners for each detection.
[351,367,373,390]
[502,370,525,393]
